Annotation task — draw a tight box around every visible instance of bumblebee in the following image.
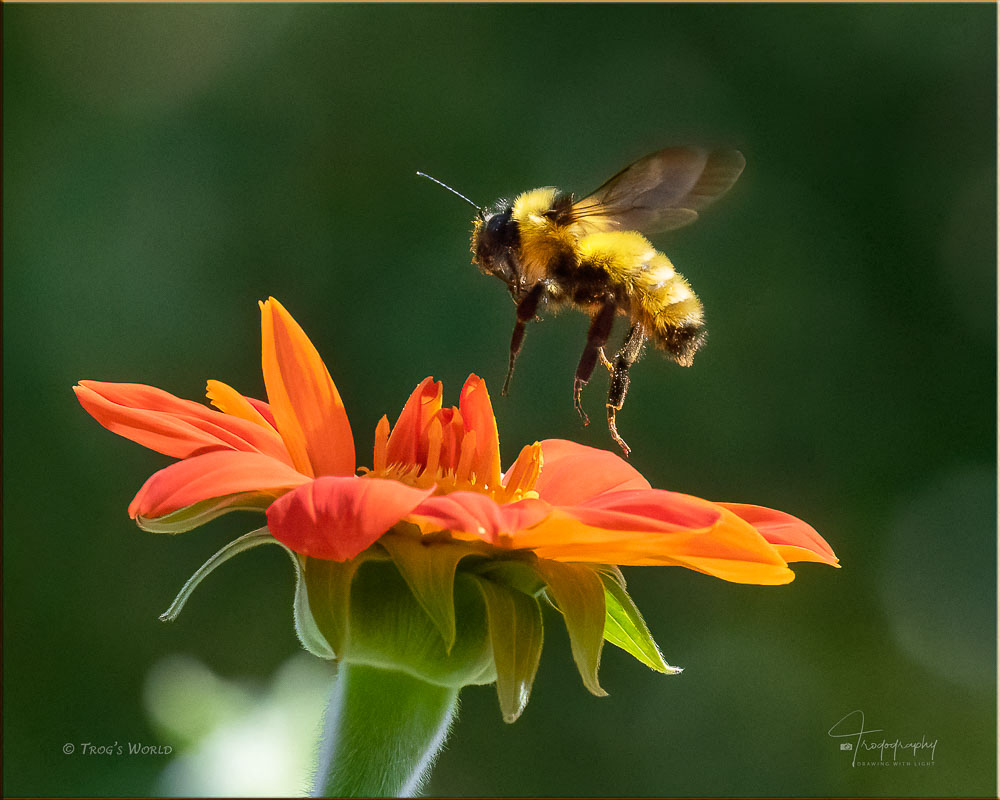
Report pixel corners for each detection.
[420,147,745,456]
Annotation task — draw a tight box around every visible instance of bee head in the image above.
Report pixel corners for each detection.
[471,202,521,290]
[415,171,522,296]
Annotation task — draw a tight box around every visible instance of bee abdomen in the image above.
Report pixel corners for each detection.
[576,231,707,365]
[634,252,706,367]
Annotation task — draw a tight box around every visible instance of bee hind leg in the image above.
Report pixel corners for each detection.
[573,299,617,426]
[598,347,614,373]
[502,283,544,396]
[606,322,647,458]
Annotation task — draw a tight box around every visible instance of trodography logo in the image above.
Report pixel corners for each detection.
[828,710,937,768]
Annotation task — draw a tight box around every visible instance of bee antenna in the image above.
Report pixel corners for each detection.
[416,171,481,213]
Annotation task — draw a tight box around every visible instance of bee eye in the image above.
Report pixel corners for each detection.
[486,207,516,245]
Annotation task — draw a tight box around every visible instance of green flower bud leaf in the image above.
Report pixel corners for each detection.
[304,547,390,661]
[535,559,608,697]
[598,569,680,675]
[378,526,492,653]
[472,574,544,723]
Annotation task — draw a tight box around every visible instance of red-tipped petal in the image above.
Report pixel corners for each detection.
[260,298,356,478]
[458,375,502,488]
[507,488,721,558]
[409,492,551,544]
[565,488,723,532]
[534,439,651,505]
[129,450,310,520]
[385,377,442,468]
[717,503,839,566]
[75,381,292,464]
[267,476,434,561]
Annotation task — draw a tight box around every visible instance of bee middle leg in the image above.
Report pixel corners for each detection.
[573,298,617,426]
[606,322,647,457]
[502,283,544,396]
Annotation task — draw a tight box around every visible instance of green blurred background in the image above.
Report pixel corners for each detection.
[3,4,996,797]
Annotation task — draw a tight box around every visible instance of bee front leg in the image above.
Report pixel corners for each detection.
[573,298,617,426]
[502,283,544,396]
[606,322,647,458]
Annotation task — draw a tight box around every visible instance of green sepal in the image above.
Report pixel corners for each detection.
[272,542,335,660]
[378,526,491,653]
[597,568,680,675]
[158,527,276,621]
[535,560,608,697]
[136,492,273,534]
[303,547,390,661]
[472,551,546,597]
[472,574,544,723]
[157,526,336,660]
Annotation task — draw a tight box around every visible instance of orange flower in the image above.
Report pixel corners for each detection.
[74,298,837,584]
[76,297,840,724]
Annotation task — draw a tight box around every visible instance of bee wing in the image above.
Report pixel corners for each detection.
[571,147,746,235]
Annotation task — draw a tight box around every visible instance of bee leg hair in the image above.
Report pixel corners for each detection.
[606,322,646,458]
[573,298,617,426]
[502,283,545,396]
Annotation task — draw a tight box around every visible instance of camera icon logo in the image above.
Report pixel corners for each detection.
[840,743,853,751]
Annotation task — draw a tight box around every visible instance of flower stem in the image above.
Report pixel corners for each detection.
[313,663,459,798]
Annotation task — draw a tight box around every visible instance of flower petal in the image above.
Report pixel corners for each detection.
[510,493,795,584]
[501,442,544,500]
[129,450,310,520]
[75,381,292,464]
[409,492,551,544]
[206,380,274,430]
[567,488,722,533]
[433,406,466,472]
[246,397,277,429]
[534,439,651,505]
[267,476,434,561]
[521,515,794,584]
[458,375,502,488]
[259,298,356,477]
[717,503,839,566]
[385,377,442,468]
